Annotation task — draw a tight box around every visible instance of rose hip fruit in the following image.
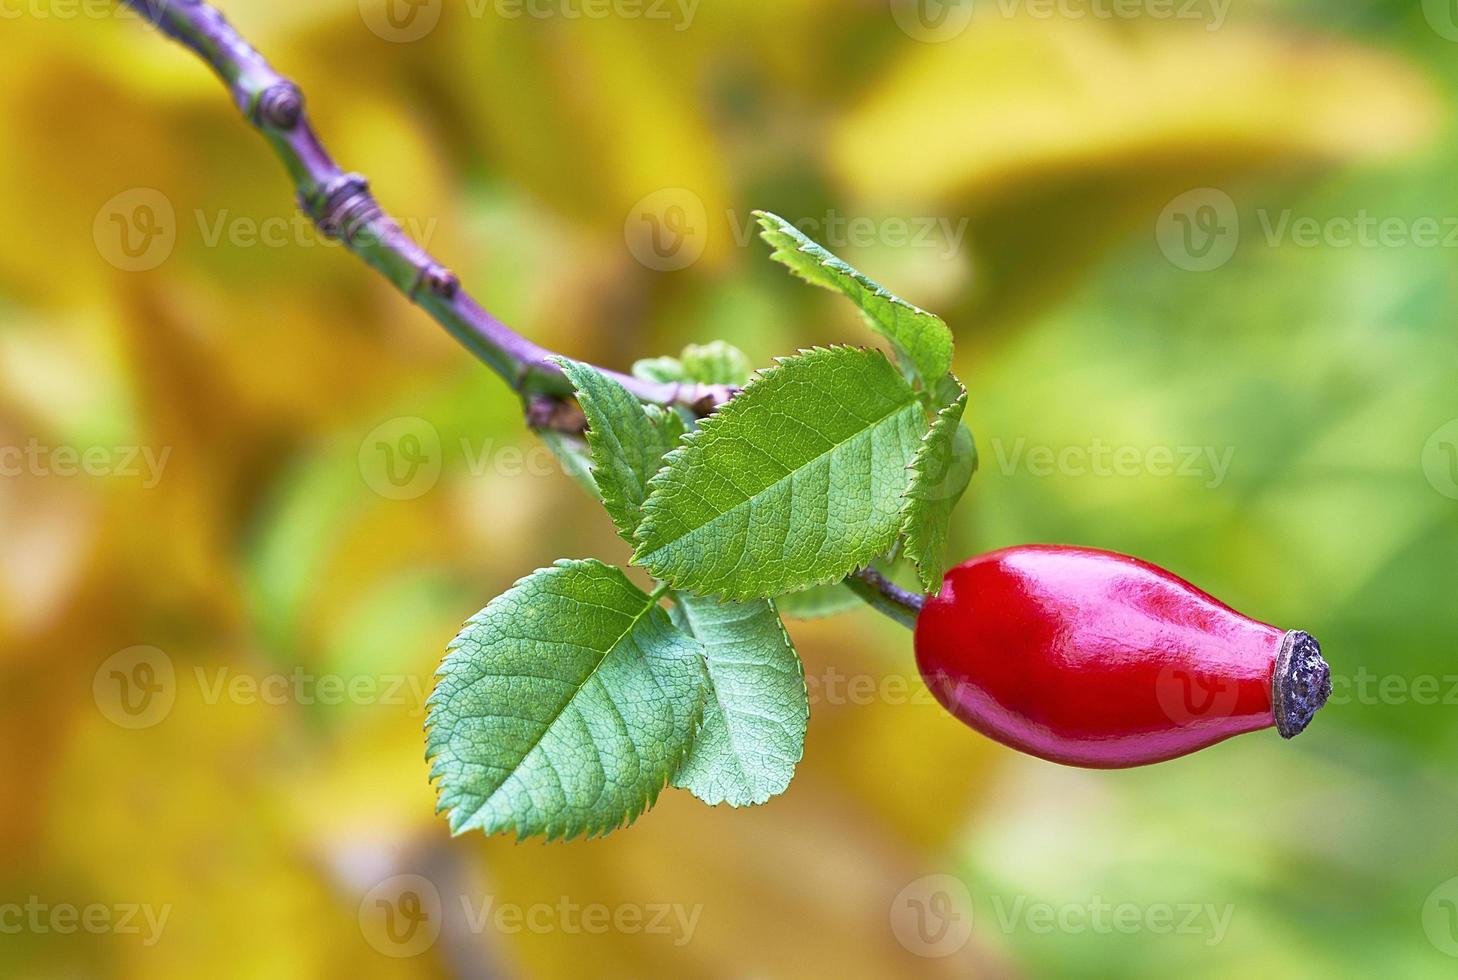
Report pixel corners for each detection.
[914,545,1332,769]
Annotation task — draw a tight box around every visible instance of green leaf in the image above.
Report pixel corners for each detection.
[632,341,755,387]
[900,381,976,594]
[634,346,926,600]
[553,358,686,542]
[755,211,955,386]
[776,581,864,620]
[426,560,707,841]
[632,356,691,385]
[680,341,754,386]
[668,594,807,807]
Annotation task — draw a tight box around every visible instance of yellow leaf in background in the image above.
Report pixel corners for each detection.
[47,687,340,979]
[832,20,1441,206]
[448,17,732,262]
[477,787,1003,979]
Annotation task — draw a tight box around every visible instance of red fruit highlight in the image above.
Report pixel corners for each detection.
[914,546,1332,769]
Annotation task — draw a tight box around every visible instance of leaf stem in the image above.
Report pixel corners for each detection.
[117,0,733,431]
[844,568,925,631]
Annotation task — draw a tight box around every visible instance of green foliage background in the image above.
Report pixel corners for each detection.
[0,0,1454,977]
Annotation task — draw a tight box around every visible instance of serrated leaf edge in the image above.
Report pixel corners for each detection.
[898,384,971,595]
[753,210,954,384]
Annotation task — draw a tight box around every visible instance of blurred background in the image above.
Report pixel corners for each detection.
[2,0,1456,976]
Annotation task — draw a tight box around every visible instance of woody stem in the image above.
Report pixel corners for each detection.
[116,0,732,432]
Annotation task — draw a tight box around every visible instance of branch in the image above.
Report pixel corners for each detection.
[118,0,733,432]
[117,1,927,631]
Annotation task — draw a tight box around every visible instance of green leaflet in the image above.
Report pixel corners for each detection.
[680,341,754,386]
[669,594,808,807]
[631,356,690,385]
[632,341,754,387]
[776,581,864,620]
[553,358,686,542]
[426,560,707,841]
[633,346,926,600]
[755,211,954,386]
[900,381,976,593]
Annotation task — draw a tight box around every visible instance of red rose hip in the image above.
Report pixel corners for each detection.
[914,546,1332,768]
